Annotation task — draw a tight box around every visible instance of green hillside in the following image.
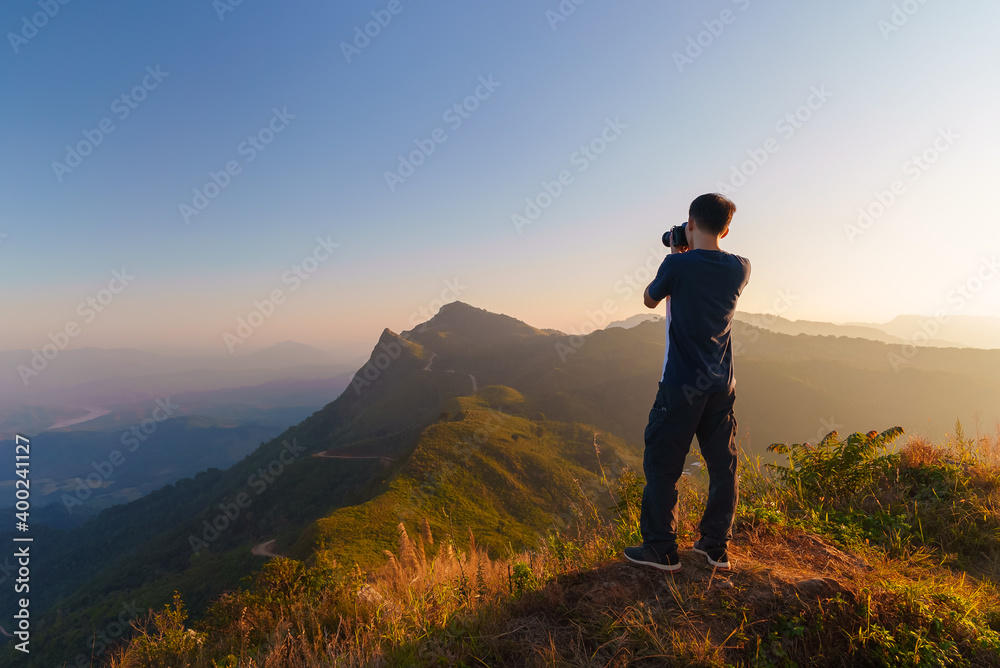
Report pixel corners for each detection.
[296,389,640,568]
[7,302,1000,666]
[110,427,1000,667]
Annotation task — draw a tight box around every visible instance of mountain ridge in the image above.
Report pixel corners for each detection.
[7,302,1000,665]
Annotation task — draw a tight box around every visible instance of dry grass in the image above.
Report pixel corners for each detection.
[108,431,1000,667]
[111,521,1000,666]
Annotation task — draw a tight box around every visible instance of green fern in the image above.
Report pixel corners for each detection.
[767,427,905,508]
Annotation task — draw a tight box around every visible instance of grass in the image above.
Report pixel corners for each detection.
[297,393,641,570]
[107,426,1000,667]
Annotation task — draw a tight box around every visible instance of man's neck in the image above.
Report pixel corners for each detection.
[691,235,723,251]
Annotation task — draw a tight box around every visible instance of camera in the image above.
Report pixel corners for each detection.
[661,222,688,249]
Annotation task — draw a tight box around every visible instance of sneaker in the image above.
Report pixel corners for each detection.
[692,540,731,570]
[624,545,681,572]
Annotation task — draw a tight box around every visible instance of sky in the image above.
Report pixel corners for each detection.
[2,0,998,360]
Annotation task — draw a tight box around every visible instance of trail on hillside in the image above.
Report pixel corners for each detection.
[419,348,478,393]
[250,539,281,558]
[311,451,394,465]
[445,369,477,393]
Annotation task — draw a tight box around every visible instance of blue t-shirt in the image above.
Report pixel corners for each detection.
[646,249,751,392]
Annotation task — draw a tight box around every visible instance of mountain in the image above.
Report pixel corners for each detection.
[244,341,339,368]
[0,344,352,403]
[734,312,911,344]
[867,314,1000,350]
[616,311,1000,350]
[0,344,354,439]
[3,304,623,664]
[6,302,1000,665]
[104,427,1000,667]
[757,313,1000,350]
[605,313,663,329]
[0,416,295,519]
[38,374,354,433]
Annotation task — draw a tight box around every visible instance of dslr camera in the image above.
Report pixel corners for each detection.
[662,222,688,249]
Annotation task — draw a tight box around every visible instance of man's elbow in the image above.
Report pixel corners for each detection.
[643,289,660,309]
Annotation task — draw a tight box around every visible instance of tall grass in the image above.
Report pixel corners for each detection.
[108,429,1000,667]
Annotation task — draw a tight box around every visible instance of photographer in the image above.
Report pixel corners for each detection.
[624,193,751,572]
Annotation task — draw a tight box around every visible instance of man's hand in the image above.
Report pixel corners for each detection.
[669,235,688,255]
[643,287,660,309]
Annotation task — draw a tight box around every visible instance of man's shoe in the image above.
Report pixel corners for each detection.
[694,540,731,571]
[624,545,681,572]
[693,540,731,570]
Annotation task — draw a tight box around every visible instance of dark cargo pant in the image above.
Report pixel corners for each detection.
[640,381,738,554]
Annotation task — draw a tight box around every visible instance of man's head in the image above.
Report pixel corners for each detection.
[688,193,736,238]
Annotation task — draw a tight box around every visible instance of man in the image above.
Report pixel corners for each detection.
[624,193,751,572]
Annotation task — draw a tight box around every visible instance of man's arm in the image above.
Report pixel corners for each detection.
[645,241,684,309]
[643,287,661,309]
[644,232,689,309]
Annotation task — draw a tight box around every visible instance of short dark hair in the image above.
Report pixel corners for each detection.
[689,193,736,236]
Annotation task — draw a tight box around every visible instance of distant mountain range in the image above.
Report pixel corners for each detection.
[0,341,356,532]
[2,416,288,526]
[735,312,999,349]
[604,311,998,350]
[0,341,354,438]
[4,302,1000,664]
[0,340,347,399]
[733,312,914,345]
[856,314,1000,349]
[606,313,663,329]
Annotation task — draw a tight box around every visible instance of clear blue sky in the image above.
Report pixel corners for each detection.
[2,0,998,357]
